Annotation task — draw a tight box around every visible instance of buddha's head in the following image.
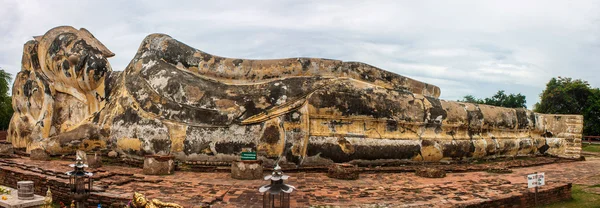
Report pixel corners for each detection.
[132,192,148,207]
[35,26,114,91]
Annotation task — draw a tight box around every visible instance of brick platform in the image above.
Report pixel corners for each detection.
[0,131,7,141]
[1,157,598,207]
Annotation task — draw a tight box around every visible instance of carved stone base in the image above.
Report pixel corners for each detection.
[143,155,175,175]
[0,142,13,157]
[231,160,263,180]
[327,163,359,180]
[415,167,446,178]
[30,149,49,161]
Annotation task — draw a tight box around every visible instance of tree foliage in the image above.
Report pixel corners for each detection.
[0,68,12,130]
[458,90,527,108]
[534,77,600,136]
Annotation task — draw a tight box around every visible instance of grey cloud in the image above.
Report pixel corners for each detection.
[1,0,599,109]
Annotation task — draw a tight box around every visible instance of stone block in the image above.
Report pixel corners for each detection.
[327,163,359,180]
[30,149,49,161]
[0,142,14,157]
[143,155,175,175]
[231,160,263,180]
[415,167,446,178]
[87,153,102,168]
[107,150,118,158]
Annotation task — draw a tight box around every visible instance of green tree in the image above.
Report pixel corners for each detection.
[534,77,600,136]
[459,95,484,104]
[459,90,527,108]
[0,68,12,130]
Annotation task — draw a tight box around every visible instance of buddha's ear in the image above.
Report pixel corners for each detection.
[22,40,40,71]
[78,28,115,58]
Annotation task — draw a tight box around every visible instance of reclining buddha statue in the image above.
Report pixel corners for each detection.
[8,26,583,166]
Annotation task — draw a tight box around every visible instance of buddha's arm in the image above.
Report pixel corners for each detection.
[138,34,440,97]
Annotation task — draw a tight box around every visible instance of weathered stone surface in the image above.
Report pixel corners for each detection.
[143,155,174,175]
[486,167,513,174]
[415,167,446,178]
[0,142,14,156]
[6,26,583,167]
[30,149,49,161]
[230,160,263,180]
[327,163,359,180]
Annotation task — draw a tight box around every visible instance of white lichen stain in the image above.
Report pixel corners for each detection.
[143,60,158,70]
[275,95,287,105]
[217,65,225,74]
[110,115,169,156]
[309,136,420,146]
[149,69,170,90]
[137,91,149,100]
[185,124,262,157]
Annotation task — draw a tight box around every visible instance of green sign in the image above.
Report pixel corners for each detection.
[241,152,257,160]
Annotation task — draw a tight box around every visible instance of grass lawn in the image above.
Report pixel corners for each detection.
[582,144,600,153]
[545,185,600,208]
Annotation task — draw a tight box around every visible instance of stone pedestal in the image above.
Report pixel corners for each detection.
[327,163,359,180]
[87,153,102,168]
[29,149,49,161]
[231,160,263,180]
[0,141,13,157]
[143,155,175,175]
[415,167,446,178]
[0,186,45,208]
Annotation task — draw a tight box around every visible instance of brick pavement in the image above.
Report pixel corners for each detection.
[1,157,599,207]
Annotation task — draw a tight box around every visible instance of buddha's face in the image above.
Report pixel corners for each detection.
[37,26,114,91]
[133,192,148,207]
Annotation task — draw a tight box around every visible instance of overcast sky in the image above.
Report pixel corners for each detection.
[1,0,599,109]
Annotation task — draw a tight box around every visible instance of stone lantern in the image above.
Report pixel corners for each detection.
[65,156,93,208]
[259,164,295,208]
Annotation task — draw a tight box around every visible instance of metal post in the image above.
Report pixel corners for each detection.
[534,172,538,207]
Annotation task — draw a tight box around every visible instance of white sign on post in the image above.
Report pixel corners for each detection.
[527,172,545,188]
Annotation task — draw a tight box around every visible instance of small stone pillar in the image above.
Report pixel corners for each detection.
[0,141,13,157]
[143,155,175,175]
[87,153,102,168]
[17,181,34,200]
[30,149,49,161]
[415,167,446,178]
[327,163,359,180]
[231,160,263,180]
